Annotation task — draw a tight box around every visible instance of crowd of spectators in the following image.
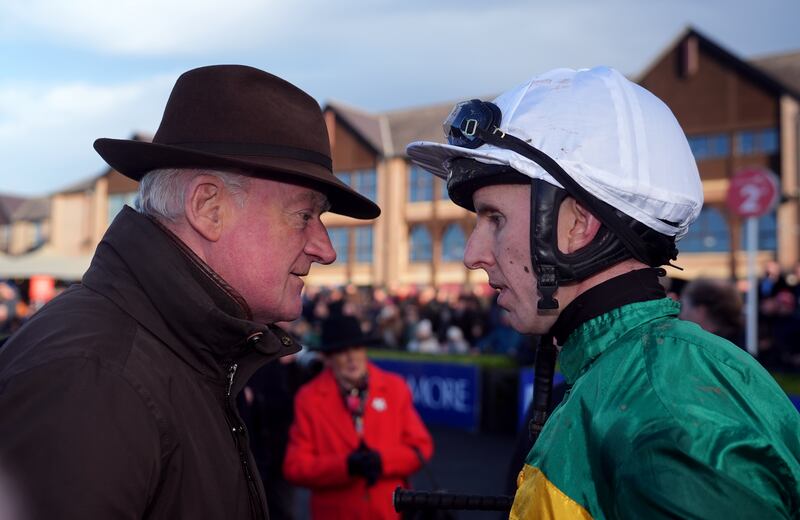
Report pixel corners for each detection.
[282,284,537,366]
[3,264,800,372]
[749,260,800,371]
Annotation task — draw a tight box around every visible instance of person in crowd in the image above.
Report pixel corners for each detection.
[477,307,528,357]
[0,280,20,342]
[407,318,441,354]
[757,259,793,359]
[759,259,788,300]
[453,292,488,345]
[660,275,687,301]
[407,66,800,517]
[443,325,470,354]
[377,303,405,349]
[283,313,433,519]
[679,277,745,348]
[0,65,379,519]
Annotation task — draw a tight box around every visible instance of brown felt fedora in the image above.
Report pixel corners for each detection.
[94,65,380,220]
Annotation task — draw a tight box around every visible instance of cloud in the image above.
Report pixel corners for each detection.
[1,0,798,196]
[0,73,176,195]
[0,0,296,55]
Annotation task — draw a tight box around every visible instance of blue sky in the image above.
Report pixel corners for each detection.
[1,0,799,196]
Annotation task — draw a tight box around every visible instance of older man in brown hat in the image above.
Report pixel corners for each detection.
[0,65,379,520]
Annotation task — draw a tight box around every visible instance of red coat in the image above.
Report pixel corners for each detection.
[283,362,433,520]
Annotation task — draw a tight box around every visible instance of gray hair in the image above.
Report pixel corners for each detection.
[135,168,250,222]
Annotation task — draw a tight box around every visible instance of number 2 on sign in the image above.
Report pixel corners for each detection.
[740,184,764,214]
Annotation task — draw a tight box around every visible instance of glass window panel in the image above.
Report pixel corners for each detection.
[108,192,137,223]
[710,134,729,157]
[409,225,432,262]
[439,178,450,200]
[34,222,43,247]
[759,129,778,154]
[335,170,377,202]
[688,134,730,161]
[355,225,373,263]
[360,170,377,202]
[409,166,434,202]
[328,227,349,264]
[679,206,730,253]
[688,136,708,160]
[736,131,755,156]
[336,172,352,186]
[441,224,465,262]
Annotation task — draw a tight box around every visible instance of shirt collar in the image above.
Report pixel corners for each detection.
[553,269,677,385]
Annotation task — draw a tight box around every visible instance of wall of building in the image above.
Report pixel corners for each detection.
[640,33,798,278]
[7,220,49,255]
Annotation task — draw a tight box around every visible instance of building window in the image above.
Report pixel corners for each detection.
[108,192,137,223]
[33,222,44,247]
[328,226,349,264]
[679,206,731,253]
[1,225,9,252]
[739,210,778,251]
[442,223,465,262]
[409,225,432,262]
[687,134,729,161]
[735,128,779,156]
[336,172,351,187]
[409,165,434,202]
[336,170,377,202]
[680,207,778,253]
[355,225,373,263]
[439,178,449,200]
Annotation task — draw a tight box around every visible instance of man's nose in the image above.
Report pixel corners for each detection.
[463,229,492,271]
[308,222,337,265]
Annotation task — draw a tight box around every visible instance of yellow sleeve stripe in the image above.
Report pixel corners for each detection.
[509,464,593,520]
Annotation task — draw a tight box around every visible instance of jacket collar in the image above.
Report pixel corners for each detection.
[315,363,388,445]
[558,298,680,386]
[82,206,299,380]
[551,268,666,346]
[316,362,388,396]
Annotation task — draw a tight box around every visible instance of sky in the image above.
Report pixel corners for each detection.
[1,0,799,197]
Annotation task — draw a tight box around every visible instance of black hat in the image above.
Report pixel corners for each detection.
[94,65,380,220]
[320,314,382,353]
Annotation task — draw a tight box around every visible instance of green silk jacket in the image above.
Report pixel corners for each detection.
[511,298,800,519]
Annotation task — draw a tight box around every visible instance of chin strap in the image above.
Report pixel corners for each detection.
[536,266,559,310]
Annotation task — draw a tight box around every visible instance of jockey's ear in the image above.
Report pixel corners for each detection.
[557,197,602,254]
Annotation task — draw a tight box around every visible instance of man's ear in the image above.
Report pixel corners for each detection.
[184,175,226,242]
[558,198,602,254]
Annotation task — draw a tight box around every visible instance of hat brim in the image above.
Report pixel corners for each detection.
[406,140,511,181]
[319,335,383,354]
[94,138,380,220]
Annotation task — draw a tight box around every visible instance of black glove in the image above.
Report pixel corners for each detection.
[347,442,382,486]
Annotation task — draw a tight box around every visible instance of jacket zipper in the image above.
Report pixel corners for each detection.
[225,362,266,519]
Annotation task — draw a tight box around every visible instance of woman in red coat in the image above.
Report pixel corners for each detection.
[283,314,434,519]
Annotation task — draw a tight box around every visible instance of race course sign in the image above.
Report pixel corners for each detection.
[373,359,480,431]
